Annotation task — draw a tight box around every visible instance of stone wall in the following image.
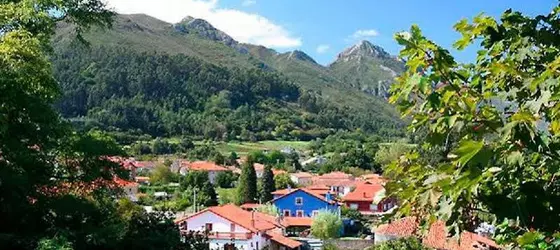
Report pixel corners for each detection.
[324,239,374,250]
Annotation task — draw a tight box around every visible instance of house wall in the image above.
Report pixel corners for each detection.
[290,176,312,186]
[273,190,339,217]
[183,211,271,250]
[344,198,398,214]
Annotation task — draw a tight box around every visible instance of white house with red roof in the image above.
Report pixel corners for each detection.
[175,204,302,250]
[179,161,229,184]
[341,181,397,215]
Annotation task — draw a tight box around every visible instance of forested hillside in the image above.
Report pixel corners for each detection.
[53,45,405,141]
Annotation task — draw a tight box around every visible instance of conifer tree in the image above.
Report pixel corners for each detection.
[260,165,276,202]
[237,160,257,204]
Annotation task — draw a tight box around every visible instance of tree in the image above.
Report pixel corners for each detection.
[274,173,296,189]
[255,203,279,216]
[214,171,238,188]
[374,143,412,167]
[150,165,175,185]
[212,153,226,165]
[310,210,343,240]
[237,161,257,204]
[152,138,174,155]
[260,165,276,202]
[181,171,210,190]
[226,151,239,166]
[202,181,218,207]
[387,4,560,248]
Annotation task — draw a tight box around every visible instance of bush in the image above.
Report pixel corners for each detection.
[311,210,343,240]
[367,237,431,250]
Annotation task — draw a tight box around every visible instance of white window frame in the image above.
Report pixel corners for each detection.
[349,203,359,210]
[283,209,291,217]
[312,210,319,217]
[370,204,378,211]
[295,197,303,205]
[296,210,304,217]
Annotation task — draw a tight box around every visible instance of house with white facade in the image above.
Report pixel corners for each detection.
[289,172,314,186]
[175,204,302,250]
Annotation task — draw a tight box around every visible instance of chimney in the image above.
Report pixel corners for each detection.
[363,192,366,198]
[251,210,255,228]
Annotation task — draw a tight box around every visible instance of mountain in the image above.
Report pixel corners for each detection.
[51,14,406,140]
[329,40,405,97]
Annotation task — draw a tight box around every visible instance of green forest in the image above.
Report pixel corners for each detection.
[52,45,405,142]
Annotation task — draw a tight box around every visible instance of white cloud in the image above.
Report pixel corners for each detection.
[350,29,379,39]
[241,0,256,6]
[316,44,330,54]
[105,0,301,48]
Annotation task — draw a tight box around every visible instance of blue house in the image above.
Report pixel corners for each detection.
[272,189,340,218]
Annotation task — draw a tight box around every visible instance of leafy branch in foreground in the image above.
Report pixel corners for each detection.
[386,4,560,248]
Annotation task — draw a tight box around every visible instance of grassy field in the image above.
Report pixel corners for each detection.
[205,140,311,156]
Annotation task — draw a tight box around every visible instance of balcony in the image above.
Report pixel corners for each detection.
[208,232,253,240]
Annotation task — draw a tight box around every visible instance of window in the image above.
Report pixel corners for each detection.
[296,210,304,217]
[283,210,291,217]
[370,204,378,211]
[205,223,213,231]
[350,203,359,209]
[230,223,235,232]
[312,210,319,217]
[295,197,303,205]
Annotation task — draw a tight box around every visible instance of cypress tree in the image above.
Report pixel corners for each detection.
[237,160,257,204]
[203,181,218,207]
[261,164,275,202]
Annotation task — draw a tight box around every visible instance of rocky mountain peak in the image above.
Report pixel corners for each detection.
[174,16,238,48]
[286,50,317,64]
[335,40,391,63]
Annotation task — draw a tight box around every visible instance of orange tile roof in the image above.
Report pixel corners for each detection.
[319,171,353,179]
[185,161,228,172]
[342,181,384,202]
[291,172,314,178]
[266,232,302,249]
[306,184,331,190]
[280,217,313,227]
[423,220,501,250]
[240,203,261,210]
[114,178,139,187]
[176,204,280,233]
[134,176,150,182]
[272,169,287,175]
[375,217,419,238]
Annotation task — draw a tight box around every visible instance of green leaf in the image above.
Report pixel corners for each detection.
[451,140,484,167]
[517,231,543,246]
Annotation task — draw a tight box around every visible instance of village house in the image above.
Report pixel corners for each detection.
[374,217,501,250]
[341,181,397,215]
[272,188,340,218]
[175,204,302,250]
[179,161,228,184]
[289,172,315,186]
[312,171,357,196]
[114,178,139,201]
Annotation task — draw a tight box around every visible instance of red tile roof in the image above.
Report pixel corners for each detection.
[272,169,287,175]
[342,181,384,202]
[134,176,150,183]
[184,161,228,172]
[375,217,419,238]
[114,178,139,187]
[290,172,314,178]
[240,203,261,210]
[280,217,313,227]
[266,232,302,249]
[376,218,502,250]
[319,171,353,179]
[176,204,280,233]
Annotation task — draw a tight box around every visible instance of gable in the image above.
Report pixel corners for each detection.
[186,210,251,233]
[273,189,330,206]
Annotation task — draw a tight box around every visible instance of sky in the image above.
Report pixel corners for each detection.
[106,0,558,65]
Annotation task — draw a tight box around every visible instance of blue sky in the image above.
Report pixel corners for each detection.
[108,0,557,65]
